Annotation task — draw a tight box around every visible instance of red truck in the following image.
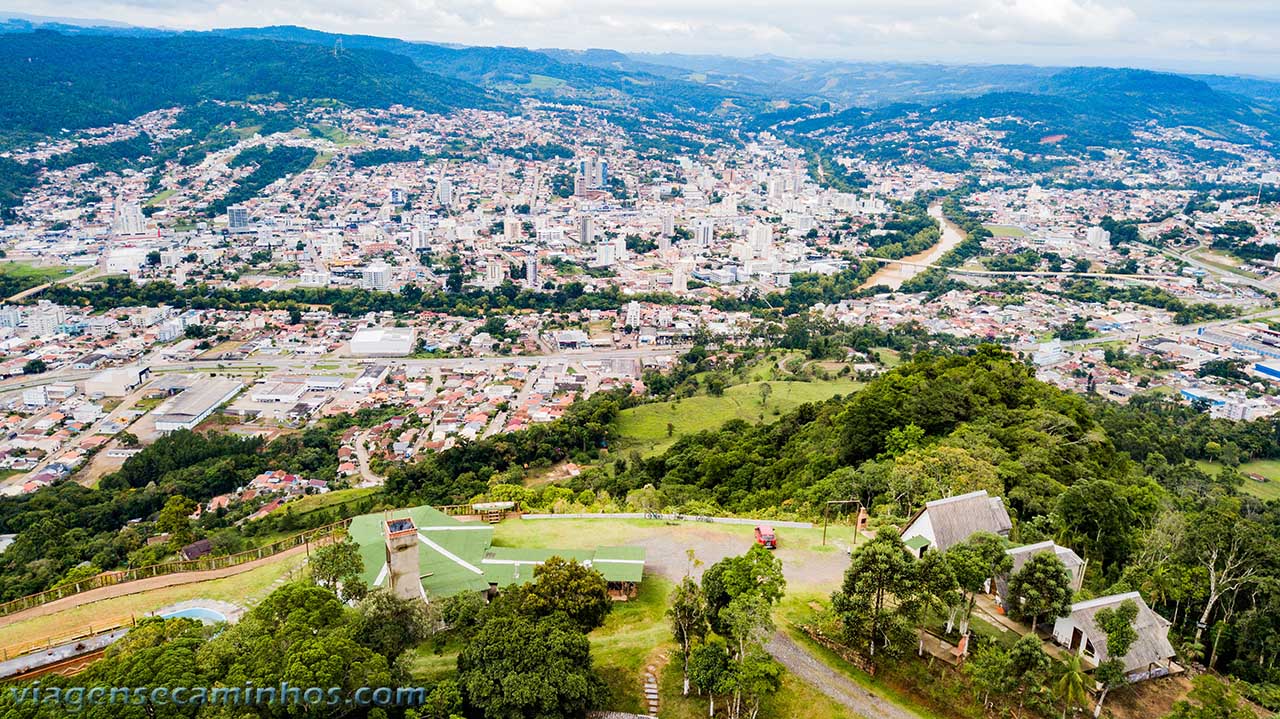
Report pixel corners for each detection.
[754,525,777,549]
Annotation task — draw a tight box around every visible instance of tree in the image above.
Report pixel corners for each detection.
[1009,634,1053,715]
[965,643,1014,709]
[22,358,46,375]
[1054,654,1089,719]
[116,431,140,447]
[1183,498,1265,645]
[154,494,198,547]
[831,530,924,660]
[457,611,605,719]
[688,641,732,718]
[758,383,772,408]
[198,583,394,709]
[516,556,613,632]
[1007,553,1073,632]
[702,545,785,636]
[1165,675,1255,719]
[668,576,708,695]
[945,532,1011,635]
[311,537,368,602]
[355,589,437,663]
[1093,599,1139,711]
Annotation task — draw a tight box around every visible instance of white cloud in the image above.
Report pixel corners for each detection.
[5,0,1278,74]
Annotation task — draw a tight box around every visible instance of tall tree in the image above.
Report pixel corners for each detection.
[945,532,1011,635]
[310,537,368,602]
[1183,498,1265,645]
[668,576,709,696]
[516,556,613,632]
[1007,553,1074,632]
[457,610,605,719]
[1053,654,1089,719]
[832,530,924,660]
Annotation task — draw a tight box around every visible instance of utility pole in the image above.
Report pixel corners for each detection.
[822,499,861,546]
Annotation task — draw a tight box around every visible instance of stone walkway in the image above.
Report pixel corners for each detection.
[643,665,659,717]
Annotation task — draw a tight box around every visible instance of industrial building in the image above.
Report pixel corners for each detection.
[152,378,243,433]
[350,327,416,357]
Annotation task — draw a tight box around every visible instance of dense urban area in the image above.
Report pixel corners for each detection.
[0,15,1278,719]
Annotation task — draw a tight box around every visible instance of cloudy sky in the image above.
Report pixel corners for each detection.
[6,0,1278,76]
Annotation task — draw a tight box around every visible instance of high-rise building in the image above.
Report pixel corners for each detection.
[227,205,252,233]
[525,256,539,286]
[658,234,672,253]
[576,214,594,245]
[409,227,431,251]
[435,178,454,208]
[748,223,773,253]
[504,216,522,243]
[625,301,642,328]
[113,201,146,236]
[661,213,675,237]
[595,240,617,267]
[362,263,391,291]
[693,219,714,249]
[485,260,505,288]
[672,260,691,293]
[1085,226,1111,251]
[576,156,608,190]
[390,187,406,205]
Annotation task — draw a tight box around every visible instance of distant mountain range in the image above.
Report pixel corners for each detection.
[2,13,1279,156]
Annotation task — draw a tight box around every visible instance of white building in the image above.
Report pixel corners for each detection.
[362,263,391,291]
[350,327,416,357]
[228,205,252,233]
[113,201,146,236]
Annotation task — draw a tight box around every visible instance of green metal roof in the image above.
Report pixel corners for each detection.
[904,535,931,550]
[348,507,645,598]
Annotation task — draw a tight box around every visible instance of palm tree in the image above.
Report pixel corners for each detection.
[1054,654,1090,719]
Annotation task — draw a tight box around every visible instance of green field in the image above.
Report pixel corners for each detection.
[289,487,378,515]
[0,262,75,285]
[526,74,567,89]
[983,224,1028,238]
[1196,459,1280,501]
[144,188,175,207]
[615,378,862,455]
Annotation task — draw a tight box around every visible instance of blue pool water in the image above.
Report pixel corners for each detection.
[161,607,227,623]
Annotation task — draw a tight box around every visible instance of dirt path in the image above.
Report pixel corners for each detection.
[0,543,312,627]
[766,631,924,719]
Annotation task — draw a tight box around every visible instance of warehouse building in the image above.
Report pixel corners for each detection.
[152,378,243,433]
[350,327,416,357]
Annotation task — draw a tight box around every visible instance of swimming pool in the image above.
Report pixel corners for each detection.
[160,607,227,623]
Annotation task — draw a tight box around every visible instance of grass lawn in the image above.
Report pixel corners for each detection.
[615,378,861,455]
[1195,459,1280,501]
[289,487,378,516]
[144,188,176,207]
[0,552,309,655]
[984,224,1028,238]
[526,74,567,89]
[0,262,75,285]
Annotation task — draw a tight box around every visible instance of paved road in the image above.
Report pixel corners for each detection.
[766,631,924,719]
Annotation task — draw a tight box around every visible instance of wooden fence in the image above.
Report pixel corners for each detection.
[0,518,351,618]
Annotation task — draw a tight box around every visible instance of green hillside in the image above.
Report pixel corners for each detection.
[0,30,499,139]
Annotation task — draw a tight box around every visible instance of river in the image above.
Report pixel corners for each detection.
[859,202,967,291]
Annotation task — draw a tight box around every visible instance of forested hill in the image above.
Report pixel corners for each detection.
[215,25,747,116]
[0,31,500,137]
[789,66,1280,151]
